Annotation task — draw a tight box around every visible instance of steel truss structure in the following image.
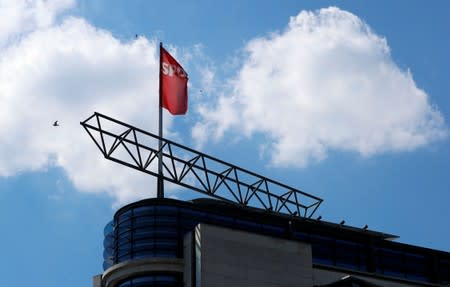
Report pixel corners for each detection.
[81,112,323,218]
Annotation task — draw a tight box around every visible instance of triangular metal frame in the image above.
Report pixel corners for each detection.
[81,112,323,218]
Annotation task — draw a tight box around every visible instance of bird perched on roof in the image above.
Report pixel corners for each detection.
[53,121,59,127]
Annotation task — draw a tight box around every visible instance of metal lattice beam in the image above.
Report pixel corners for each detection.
[81,112,323,218]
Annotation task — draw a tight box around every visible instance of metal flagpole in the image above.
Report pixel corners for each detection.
[157,42,164,198]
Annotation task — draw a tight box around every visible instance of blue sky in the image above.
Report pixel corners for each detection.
[1,1,449,286]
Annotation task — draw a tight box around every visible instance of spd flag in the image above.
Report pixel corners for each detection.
[160,47,188,115]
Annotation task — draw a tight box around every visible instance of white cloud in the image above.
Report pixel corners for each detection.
[0,2,175,205]
[0,0,74,46]
[1,3,447,205]
[194,7,446,167]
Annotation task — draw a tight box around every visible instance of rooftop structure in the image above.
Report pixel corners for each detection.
[83,114,450,287]
[81,112,323,218]
[96,197,450,287]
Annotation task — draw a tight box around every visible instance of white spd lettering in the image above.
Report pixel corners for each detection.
[162,62,187,78]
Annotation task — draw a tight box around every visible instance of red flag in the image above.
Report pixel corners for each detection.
[160,46,188,115]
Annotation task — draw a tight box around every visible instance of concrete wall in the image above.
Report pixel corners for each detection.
[186,223,314,287]
[183,228,193,287]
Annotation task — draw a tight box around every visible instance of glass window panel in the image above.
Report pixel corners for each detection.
[117,221,132,232]
[404,253,426,277]
[293,231,309,242]
[180,209,205,219]
[155,275,178,283]
[133,230,154,240]
[133,250,154,259]
[134,216,155,226]
[103,248,114,259]
[154,239,178,249]
[103,261,113,271]
[117,210,132,223]
[118,275,180,287]
[133,236,155,245]
[439,258,450,283]
[133,206,154,217]
[154,249,178,257]
[155,205,177,215]
[207,213,234,226]
[375,248,404,278]
[153,229,178,238]
[310,235,334,265]
[132,276,155,286]
[235,219,261,232]
[155,216,178,225]
[116,229,132,240]
[261,224,285,236]
[118,236,131,246]
[117,251,132,261]
[335,240,364,270]
[133,240,154,249]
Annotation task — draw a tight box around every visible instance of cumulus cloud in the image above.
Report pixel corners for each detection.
[1,3,447,205]
[0,1,177,204]
[194,7,446,167]
[0,0,74,46]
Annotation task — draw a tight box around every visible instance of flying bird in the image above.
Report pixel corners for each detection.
[53,121,59,127]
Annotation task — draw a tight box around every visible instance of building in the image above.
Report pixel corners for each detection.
[93,197,450,287]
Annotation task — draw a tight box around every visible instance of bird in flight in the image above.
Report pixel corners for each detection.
[53,121,59,127]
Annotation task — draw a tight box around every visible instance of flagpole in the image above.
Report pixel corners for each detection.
[157,42,164,198]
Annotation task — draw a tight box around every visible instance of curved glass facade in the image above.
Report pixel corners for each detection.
[103,199,287,270]
[103,198,450,286]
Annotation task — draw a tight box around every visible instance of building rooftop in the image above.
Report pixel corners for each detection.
[107,197,450,285]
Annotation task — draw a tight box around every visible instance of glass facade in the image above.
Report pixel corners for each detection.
[103,198,450,286]
[116,275,181,287]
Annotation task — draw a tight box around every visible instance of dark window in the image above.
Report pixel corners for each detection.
[374,248,404,278]
[134,216,155,227]
[235,219,261,232]
[133,206,154,217]
[207,213,234,227]
[404,252,427,281]
[439,258,450,284]
[293,231,309,242]
[180,208,205,219]
[311,235,335,265]
[155,205,177,215]
[117,210,132,224]
[117,274,181,287]
[261,223,285,236]
[335,239,366,271]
